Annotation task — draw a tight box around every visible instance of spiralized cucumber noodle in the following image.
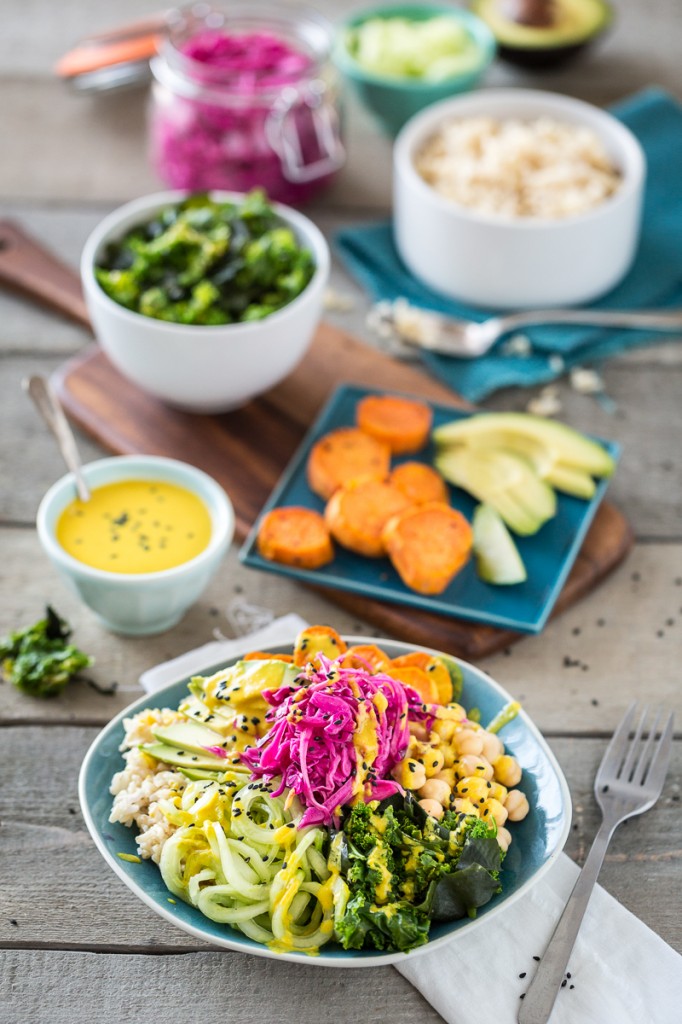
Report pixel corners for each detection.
[159,770,348,950]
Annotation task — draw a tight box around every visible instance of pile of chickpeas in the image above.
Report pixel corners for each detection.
[392,703,530,852]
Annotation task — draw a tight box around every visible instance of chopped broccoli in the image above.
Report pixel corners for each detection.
[0,606,93,698]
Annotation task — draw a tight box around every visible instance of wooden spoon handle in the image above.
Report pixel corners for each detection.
[0,220,92,329]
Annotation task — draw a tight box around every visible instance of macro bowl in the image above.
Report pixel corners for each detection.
[81,191,330,413]
[394,88,646,308]
[36,454,234,635]
[79,635,571,966]
[334,4,496,136]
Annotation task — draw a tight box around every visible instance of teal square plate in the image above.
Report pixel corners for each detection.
[79,636,571,967]
[239,385,619,634]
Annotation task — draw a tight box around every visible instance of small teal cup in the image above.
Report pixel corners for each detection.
[334,3,496,136]
[36,454,234,636]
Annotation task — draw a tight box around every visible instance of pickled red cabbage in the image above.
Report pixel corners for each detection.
[241,656,434,827]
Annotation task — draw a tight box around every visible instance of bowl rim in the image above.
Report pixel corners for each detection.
[80,190,330,336]
[78,633,572,968]
[37,454,235,583]
[334,3,496,89]
[394,87,646,230]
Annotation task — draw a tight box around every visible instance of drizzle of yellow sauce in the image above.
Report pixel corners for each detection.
[56,479,211,573]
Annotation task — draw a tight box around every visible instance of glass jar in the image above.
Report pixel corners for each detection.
[149,3,345,206]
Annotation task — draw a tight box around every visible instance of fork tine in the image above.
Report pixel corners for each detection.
[596,701,639,784]
[619,704,650,782]
[631,708,662,786]
[643,712,675,795]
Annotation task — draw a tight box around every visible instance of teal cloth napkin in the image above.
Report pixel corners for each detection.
[335,88,682,402]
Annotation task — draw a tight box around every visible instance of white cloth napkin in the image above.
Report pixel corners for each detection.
[139,618,682,1023]
[139,612,309,693]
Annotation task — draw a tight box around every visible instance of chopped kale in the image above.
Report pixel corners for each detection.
[95,190,315,326]
[334,795,503,952]
[0,606,93,698]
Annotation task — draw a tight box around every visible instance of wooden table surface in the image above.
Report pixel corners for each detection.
[1,2,681,1021]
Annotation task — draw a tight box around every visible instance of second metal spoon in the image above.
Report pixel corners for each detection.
[23,375,91,502]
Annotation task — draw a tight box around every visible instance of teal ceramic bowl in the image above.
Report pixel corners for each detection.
[79,636,571,967]
[36,454,234,636]
[334,3,496,135]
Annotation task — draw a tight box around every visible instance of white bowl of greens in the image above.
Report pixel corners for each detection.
[81,189,329,414]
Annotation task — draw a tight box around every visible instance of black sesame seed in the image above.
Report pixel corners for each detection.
[519,972,526,979]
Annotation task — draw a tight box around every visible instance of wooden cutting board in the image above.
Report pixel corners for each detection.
[52,328,633,659]
[0,218,632,658]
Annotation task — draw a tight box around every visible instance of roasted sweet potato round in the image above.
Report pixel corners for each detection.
[307,427,391,501]
[257,506,334,569]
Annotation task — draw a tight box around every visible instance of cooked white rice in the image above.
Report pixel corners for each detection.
[415,115,621,220]
[109,709,188,863]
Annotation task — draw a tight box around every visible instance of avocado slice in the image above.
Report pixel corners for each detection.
[152,719,229,756]
[179,693,236,735]
[435,446,556,535]
[178,766,231,782]
[543,463,597,499]
[473,503,527,585]
[469,0,613,67]
[433,412,615,478]
[141,742,230,771]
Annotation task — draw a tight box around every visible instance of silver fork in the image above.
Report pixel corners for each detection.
[518,702,675,1024]
[372,301,682,358]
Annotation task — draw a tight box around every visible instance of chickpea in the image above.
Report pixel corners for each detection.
[441,745,456,769]
[488,781,508,804]
[439,703,467,722]
[505,789,530,821]
[394,758,426,790]
[493,754,522,787]
[454,754,494,781]
[418,798,444,820]
[433,767,456,787]
[432,718,456,742]
[409,721,429,741]
[424,748,445,778]
[478,798,508,828]
[452,797,479,816]
[496,826,512,853]
[419,778,451,806]
[453,729,484,756]
[481,731,505,764]
[455,775,491,804]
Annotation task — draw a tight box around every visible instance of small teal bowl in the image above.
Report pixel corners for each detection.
[79,636,571,966]
[334,3,496,135]
[36,454,234,636]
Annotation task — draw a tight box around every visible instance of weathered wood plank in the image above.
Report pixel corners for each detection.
[1,529,681,730]
[0,948,444,1024]
[0,728,679,952]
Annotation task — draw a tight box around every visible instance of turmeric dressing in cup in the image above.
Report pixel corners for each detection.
[56,480,212,573]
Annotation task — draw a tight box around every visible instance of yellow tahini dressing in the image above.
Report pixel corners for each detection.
[56,480,211,573]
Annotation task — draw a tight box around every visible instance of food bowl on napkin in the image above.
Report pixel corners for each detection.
[394,88,646,308]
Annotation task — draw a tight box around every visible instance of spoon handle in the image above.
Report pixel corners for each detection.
[23,375,91,502]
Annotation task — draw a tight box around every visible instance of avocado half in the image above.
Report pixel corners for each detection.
[470,0,613,67]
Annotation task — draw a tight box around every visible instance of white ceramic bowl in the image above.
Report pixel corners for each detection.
[37,455,234,636]
[81,192,330,413]
[394,89,646,309]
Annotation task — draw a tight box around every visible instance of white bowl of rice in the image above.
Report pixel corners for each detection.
[393,89,646,309]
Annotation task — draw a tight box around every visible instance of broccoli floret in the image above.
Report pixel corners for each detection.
[0,606,93,698]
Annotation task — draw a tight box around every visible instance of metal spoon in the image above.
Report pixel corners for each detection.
[23,375,91,502]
